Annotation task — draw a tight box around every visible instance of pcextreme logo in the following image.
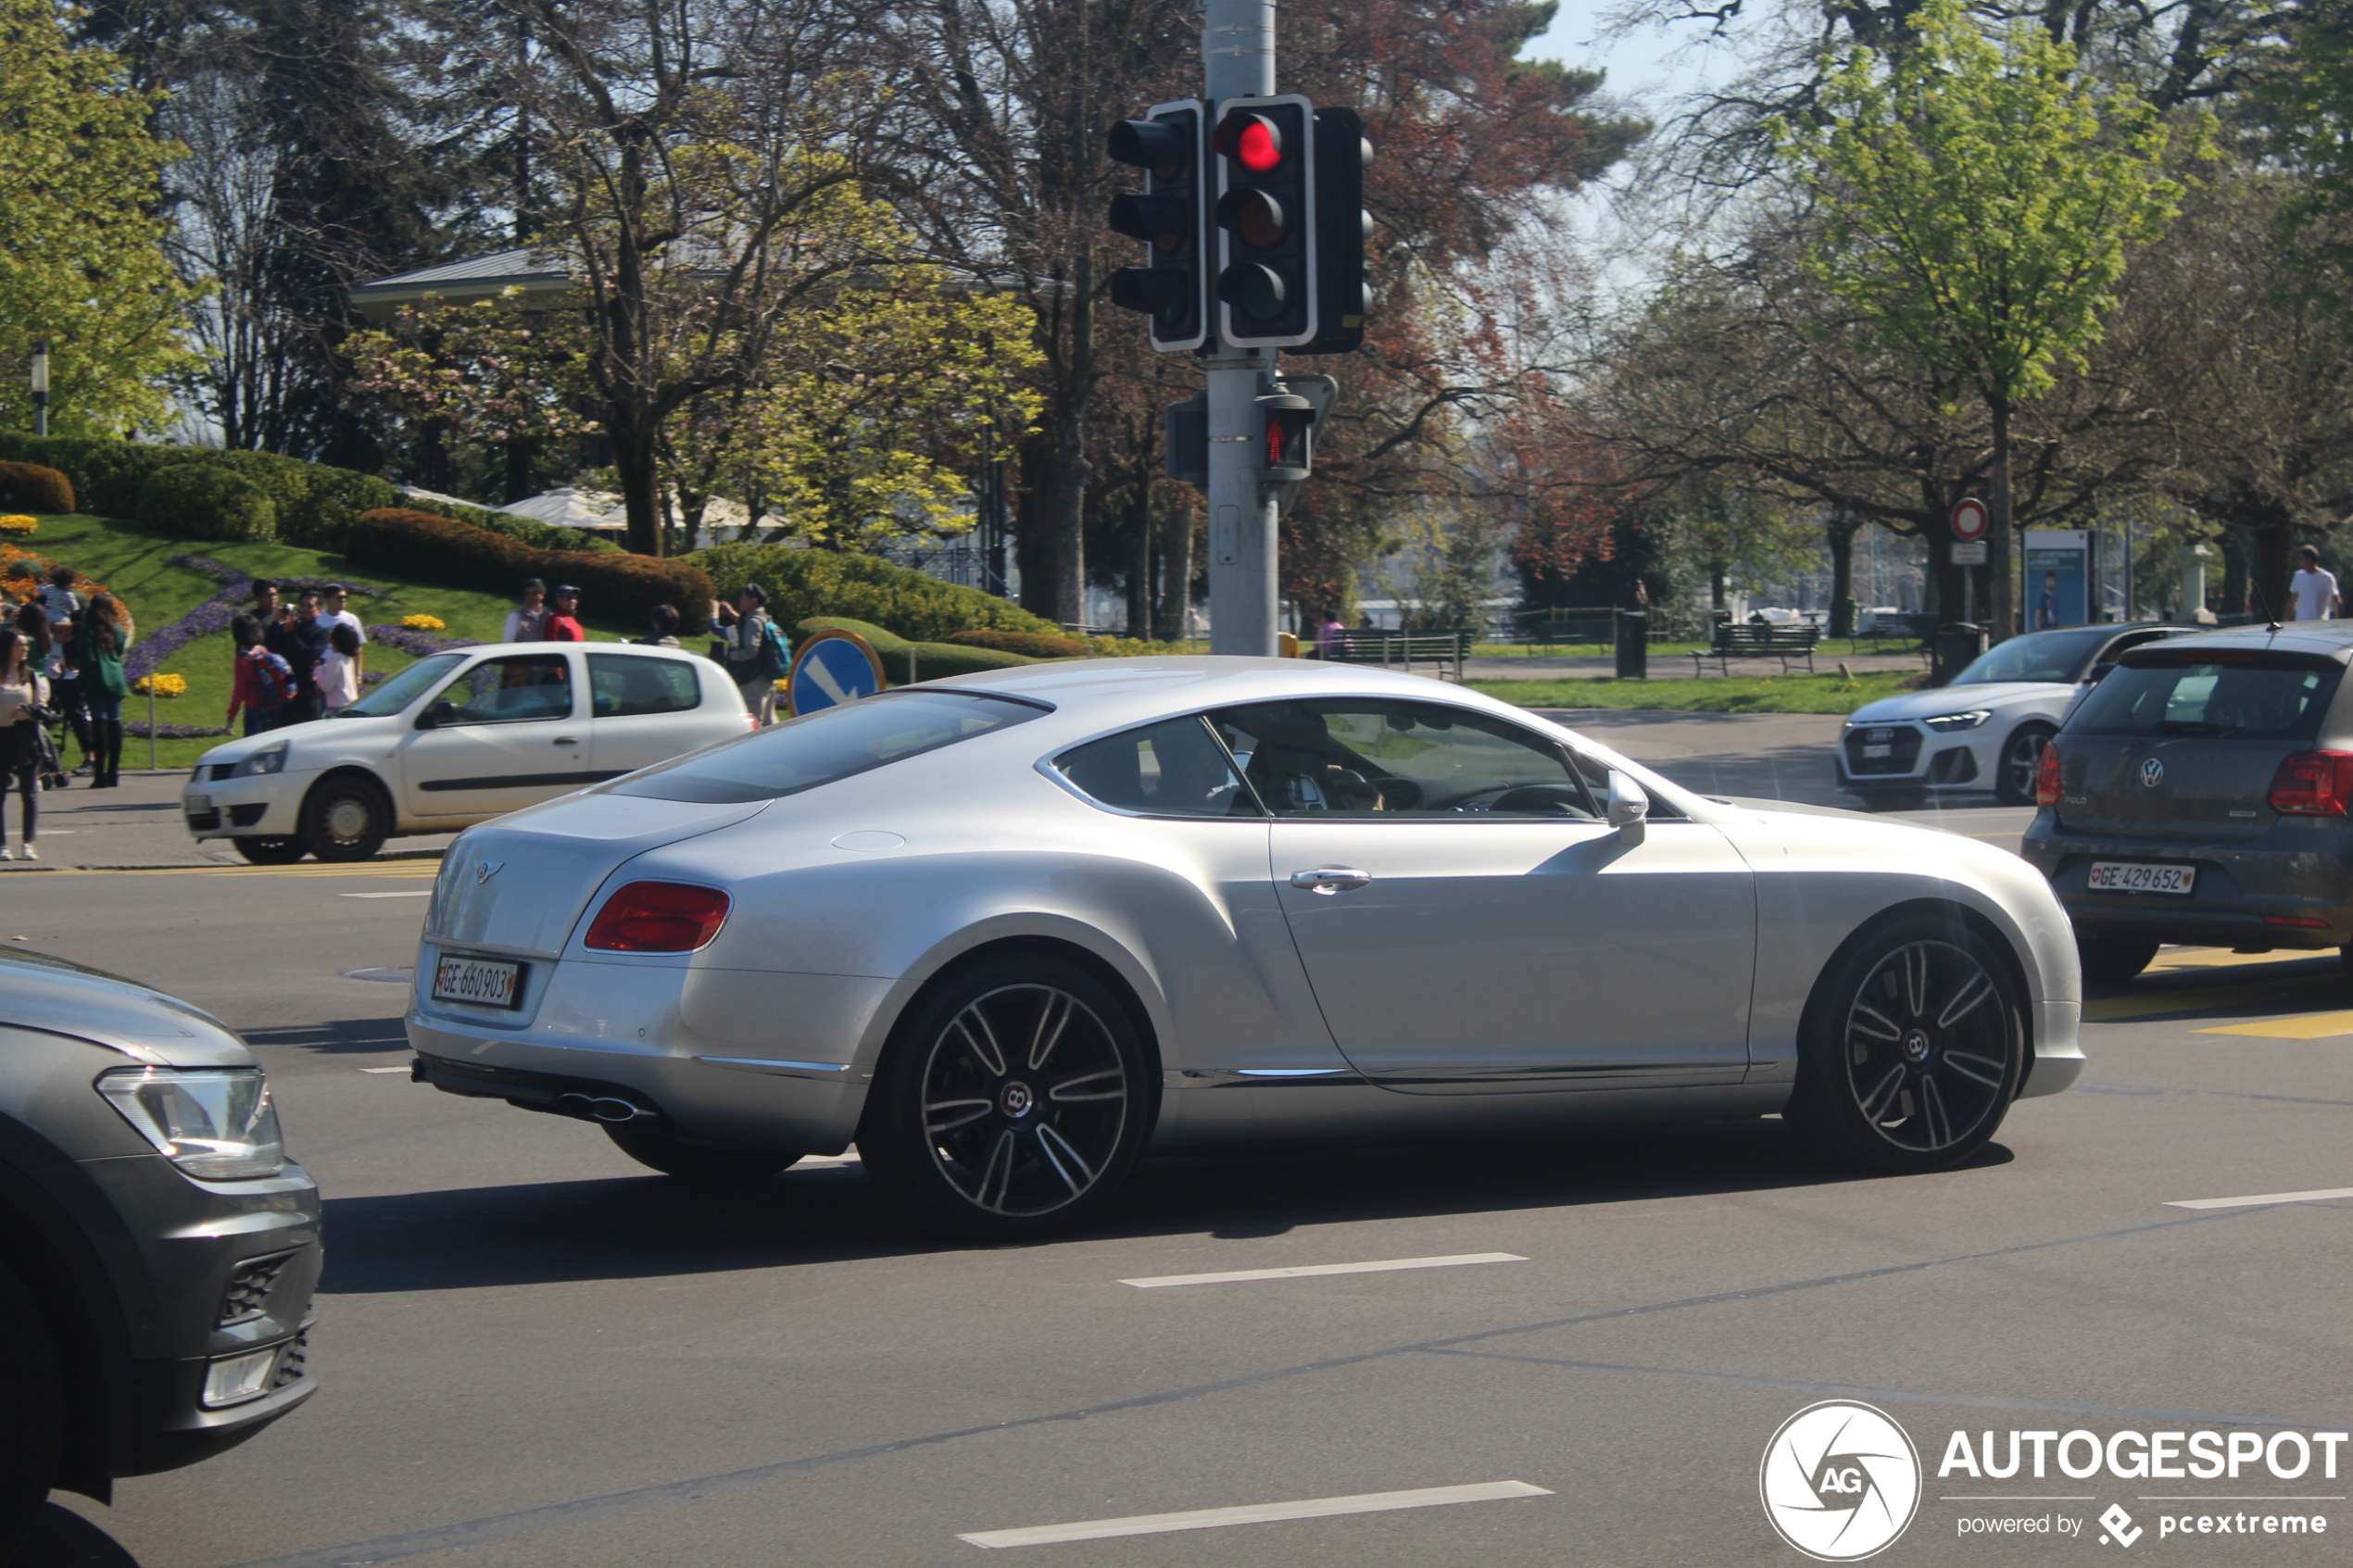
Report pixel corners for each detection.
[1760,1401,1924,1562]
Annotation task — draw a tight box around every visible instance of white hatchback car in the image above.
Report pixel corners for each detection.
[1839,624,2195,806]
[183,644,755,863]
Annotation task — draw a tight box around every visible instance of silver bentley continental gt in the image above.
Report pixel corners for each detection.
[406,658,2083,1238]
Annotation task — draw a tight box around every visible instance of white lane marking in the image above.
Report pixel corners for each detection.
[1120,1252,1527,1289]
[359,1066,409,1074]
[958,1480,1551,1549]
[342,890,432,898]
[2165,1186,2353,1210]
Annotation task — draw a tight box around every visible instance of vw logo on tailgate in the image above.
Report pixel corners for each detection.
[2140,758,2166,788]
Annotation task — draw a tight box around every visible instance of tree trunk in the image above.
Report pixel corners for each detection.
[1826,511,1861,636]
[1709,563,1728,614]
[611,410,662,557]
[2250,517,2295,624]
[2219,525,2250,619]
[1127,484,1151,639]
[503,438,535,505]
[1156,501,1195,641]
[1986,400,2014,642]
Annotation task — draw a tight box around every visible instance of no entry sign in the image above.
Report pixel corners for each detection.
[1951,497,1989,542]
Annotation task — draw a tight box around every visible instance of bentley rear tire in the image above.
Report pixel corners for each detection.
[860,956,1150,1241]
[1786,913,2025,1174]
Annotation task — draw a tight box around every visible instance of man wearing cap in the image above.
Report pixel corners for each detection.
[546,585,586,642]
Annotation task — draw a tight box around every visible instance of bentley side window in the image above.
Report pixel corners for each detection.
[1053,717,1258,817]
[1208,700,1602,819]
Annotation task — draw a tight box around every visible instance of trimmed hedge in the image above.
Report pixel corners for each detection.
[795,616,1052,684]
[946,627,1090,659]
[698,543,1055,644]
[0,461,73,513]
[349,508,714,633]
[0,432,619,554]
[138,464,277,542]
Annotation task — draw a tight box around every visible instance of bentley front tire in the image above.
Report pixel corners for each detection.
[1786,913,2025,1174]
[860,957,1150,1241]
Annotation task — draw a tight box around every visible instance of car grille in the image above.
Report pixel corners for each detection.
[186,809,221,832]
[1844,724,1923,776]
[220,1250,296,1325]
[208,762,239,782]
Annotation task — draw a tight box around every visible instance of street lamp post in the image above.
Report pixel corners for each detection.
[30,341,48,437]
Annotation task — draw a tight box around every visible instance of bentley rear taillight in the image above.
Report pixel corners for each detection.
[585,882,732,952]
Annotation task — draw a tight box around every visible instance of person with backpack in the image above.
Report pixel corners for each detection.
[711,584,787,724]
[225,617,297,734]
[69,593,129,789]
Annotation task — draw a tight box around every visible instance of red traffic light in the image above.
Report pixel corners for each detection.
[1214,111,1283,171]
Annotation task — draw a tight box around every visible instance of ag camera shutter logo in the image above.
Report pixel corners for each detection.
[1760,1401,1922,1561]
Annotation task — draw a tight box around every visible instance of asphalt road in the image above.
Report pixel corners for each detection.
[17,721,2348,1568]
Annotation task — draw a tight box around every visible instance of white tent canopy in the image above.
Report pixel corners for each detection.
[501,486,626,530]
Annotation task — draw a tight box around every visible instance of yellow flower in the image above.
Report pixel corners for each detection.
[399,613,447,631]
[0,516,36,535]
[132,672,189,698]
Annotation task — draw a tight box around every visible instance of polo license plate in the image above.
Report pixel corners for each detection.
[432,954,525,1009]
[2087,861,2196,896]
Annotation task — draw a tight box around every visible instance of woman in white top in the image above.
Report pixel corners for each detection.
[0,629,48,860]
[315,621,363,710]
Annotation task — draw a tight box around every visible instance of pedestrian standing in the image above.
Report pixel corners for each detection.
[225,616,296,734]
[16,605,67,790]
[503,579,552,642]
[313,622,362,712]
[315,584,366,676]
[37,564,92,773]
[0,629,47,859]
[634,604,682,647]
[2291,546,2340,621]
[276,590,330,725]
[711,584,786,724]
[544,586,585,642]
[69,594,128,789]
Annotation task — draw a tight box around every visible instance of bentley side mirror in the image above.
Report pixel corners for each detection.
[417,699,458,731]
[1606,770,1649,845]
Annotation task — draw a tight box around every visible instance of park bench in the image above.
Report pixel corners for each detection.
[1691,621,1821,676]
[1315,629,1469,682]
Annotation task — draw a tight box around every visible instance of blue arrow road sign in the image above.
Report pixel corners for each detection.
[787,632,884,716]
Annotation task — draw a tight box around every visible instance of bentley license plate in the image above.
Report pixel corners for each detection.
[432,955,524,1009]
[2087,861,2196,896]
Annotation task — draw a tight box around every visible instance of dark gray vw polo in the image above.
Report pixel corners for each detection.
[2021,623,2353,980]
[0,947,320,1556]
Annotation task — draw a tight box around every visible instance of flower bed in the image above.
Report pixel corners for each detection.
[364,622,482,659]
[126,722,231,740]
[0,516,35,536]
[132,673,188,697]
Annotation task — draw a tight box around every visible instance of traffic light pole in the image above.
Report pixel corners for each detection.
[1202,0,1279,656]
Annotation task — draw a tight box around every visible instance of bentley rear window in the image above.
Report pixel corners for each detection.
[2069,654,2341,741]
[602,690,1047,803]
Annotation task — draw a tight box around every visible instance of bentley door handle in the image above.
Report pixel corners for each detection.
[1290,867,1372,894]
[552,736,580,746]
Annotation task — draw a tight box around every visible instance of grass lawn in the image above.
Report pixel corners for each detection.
[17,514,648,771]
[1466,671,1923,715]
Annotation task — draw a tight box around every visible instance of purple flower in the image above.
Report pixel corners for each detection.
[124,557,399,681]
[364,624,483,659]
[127,723,233,739]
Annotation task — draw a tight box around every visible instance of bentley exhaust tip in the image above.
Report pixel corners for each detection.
[556,1092,654,1124]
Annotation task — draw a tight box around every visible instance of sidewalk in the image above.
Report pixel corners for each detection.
[1462,649,1930,681]
[0,768,457,872]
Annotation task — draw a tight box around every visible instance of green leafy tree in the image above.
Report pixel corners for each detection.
[1774,0,2197,637]
[0,0,201,435]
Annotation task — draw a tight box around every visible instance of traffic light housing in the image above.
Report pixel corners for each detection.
[1212,95,1315,348]
[1164,392,1207,487]
[1106,100,1208,352]
[1298,107,1370,356]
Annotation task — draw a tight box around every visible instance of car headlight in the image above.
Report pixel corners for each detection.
[96,1068,286,1180]
[1920,709,1994,732]
[233,745,289,778]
